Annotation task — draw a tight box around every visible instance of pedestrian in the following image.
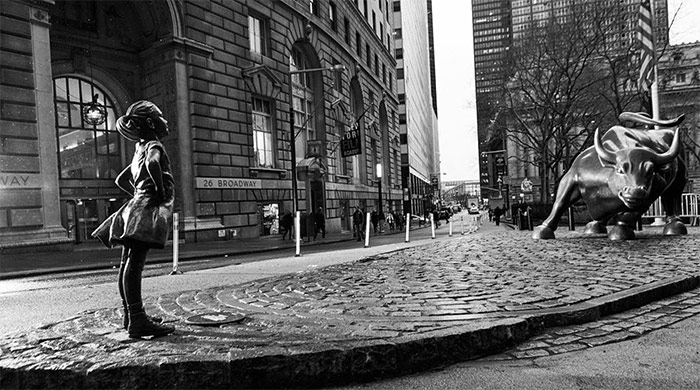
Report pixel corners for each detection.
[280,211,293,240]
[353,206,364,241]
[91,100,175,339]
[314,207,325,239]
[371,210,379,233]
[432,209,440,228]
[386,211,395,231]
[494,206,502,226]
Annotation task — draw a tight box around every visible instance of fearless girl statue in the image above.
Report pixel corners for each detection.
[92,100,175,338]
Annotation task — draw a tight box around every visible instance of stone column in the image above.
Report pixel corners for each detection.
[30,6,66,239]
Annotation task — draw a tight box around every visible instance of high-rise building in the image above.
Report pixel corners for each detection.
[393,0,441,216]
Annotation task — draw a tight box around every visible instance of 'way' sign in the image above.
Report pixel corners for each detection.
[0,174,42,188]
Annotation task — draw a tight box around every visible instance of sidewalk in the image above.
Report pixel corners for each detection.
[0,230,360,279]
[2,223,700,389]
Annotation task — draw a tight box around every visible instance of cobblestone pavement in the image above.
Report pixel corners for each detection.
[2,227,700,389]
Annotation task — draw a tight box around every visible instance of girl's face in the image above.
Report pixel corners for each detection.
[150,107,169,139]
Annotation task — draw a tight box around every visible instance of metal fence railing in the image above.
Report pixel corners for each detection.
[642,193,700,225]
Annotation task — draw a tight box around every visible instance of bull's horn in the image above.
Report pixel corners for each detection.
[651,128,681,165]
[619,112,685,128]
[594,128,616,164]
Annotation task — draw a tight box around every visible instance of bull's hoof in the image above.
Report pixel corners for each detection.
[609,224,636,240]
[584,221,607,235]
[663,218,687,236]
[532,225,555,239]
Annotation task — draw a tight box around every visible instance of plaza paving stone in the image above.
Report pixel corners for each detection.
[2,227,700,389]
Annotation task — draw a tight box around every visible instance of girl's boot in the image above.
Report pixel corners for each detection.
[127,303,174,338]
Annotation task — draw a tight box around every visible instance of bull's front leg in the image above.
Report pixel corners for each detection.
[608,211,642,240]
[532,173,581,239]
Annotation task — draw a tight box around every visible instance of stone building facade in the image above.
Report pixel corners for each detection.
[0,0,400,250]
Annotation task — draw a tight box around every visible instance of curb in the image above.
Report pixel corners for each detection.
[2,275,697,389]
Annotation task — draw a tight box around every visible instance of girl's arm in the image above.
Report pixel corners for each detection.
[115,166,134,196]
[146,146,165,199]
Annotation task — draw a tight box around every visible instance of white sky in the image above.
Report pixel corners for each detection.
[433,0,700,183]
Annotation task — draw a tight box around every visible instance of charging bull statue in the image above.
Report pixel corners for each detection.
[532,112,687,241]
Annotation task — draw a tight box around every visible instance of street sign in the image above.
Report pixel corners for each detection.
[340,124,361,157]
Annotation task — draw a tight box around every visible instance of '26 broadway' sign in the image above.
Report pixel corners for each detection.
[196,177,262,189]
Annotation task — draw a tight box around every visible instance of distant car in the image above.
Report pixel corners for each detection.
[468,205,479,214]
[452,204,462,213]
[438,207,453,220]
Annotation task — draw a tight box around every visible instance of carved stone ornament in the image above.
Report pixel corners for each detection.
[242,64,282,99]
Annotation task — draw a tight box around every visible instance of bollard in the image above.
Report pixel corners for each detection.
[170,213,182,275]
[568,207,575,231]
[405,213,411,242]
[460,216,465,235]
[295,211,301,257]
[430,213,436,239]
[364,212,371,248]
[449,220,453,237]
[527,206,533,231]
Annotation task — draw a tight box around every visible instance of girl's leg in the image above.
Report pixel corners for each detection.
[123,243,174,338]
[118,246,130,329]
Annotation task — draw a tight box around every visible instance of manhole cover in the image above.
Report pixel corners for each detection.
[185,312,245,326]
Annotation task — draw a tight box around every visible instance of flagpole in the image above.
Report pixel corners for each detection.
[650,1,660,121]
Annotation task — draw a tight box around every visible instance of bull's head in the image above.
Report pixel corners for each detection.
[594,128,680,210]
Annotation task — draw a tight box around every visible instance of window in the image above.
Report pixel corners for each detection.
[397,68,404,79]
[290,47,316,162]
[344,17,350,44]
[393,1,400,12]
[363,0,368,17]
[398,93,405,104]
[310,0,320,16]
[366,43,371,67]
[394,28,402,39]
[374,54,379,75]
[676,73,686,83]
[248,14,268,56]
[329,2,337,31]
[372,11,376,31]
[53,76,119,179]
[252,97,274,168]
[382,63,386,83]
[395,48,403,60]
[356,32,362,56]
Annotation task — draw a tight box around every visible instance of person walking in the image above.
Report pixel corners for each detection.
[314,207,325,239]
[92,100,175,339]
[353,207,364,241]
[371,210,379,233]
[494,206,503,226]
[280,211,293,240]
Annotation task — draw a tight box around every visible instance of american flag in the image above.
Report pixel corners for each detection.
[638,0,656,92]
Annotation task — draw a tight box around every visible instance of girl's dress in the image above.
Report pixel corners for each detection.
[92,140,174,249]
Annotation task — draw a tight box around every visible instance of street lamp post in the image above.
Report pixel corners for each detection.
[376,163,383,219]
[287,64,345,214]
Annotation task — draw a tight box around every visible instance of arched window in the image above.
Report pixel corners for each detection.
[53,76,119,179]
[290,47,315,161]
